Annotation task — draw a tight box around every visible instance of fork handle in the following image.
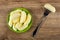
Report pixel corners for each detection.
[32,16,45,37]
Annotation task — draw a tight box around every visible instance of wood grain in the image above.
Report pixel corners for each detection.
[0,0,60,40]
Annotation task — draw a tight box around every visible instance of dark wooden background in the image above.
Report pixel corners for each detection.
[0,0,60,40]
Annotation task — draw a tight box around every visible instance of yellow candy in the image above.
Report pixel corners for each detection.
[8,20,13,27]
[15,22,22,30]
[12,17,20,24]
[10,11,21,21]
[20,11,26,24]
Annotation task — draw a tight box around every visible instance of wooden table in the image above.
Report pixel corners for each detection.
[0,0,60,40]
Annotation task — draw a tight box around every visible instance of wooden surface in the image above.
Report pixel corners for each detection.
[0,0,60,40]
